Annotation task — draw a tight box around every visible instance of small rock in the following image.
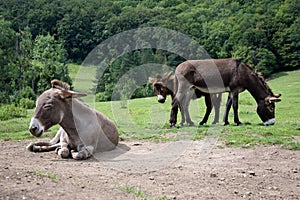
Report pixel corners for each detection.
[177,165,183,170]
[292,169,298,173]
[149,176,155,180]
[249,171,256,176]
[210,173,218,178]
[219,178,225,181]
[246,191,252,196]
[132,143,142,146]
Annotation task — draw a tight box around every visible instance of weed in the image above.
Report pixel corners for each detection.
[32,170,60,183]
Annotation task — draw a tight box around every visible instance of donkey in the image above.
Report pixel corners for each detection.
[27,79,119,160]
[149,73,222,127]
[173,59,281,126]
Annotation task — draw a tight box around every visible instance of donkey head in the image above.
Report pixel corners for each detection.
[29,80,87,137]
[148,72,174,103]
[257,94,281,126]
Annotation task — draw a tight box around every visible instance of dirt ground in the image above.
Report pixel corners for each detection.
[0,137,299,200]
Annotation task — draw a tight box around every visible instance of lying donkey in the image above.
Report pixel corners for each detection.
[149,73,222,127]
[27,79,119,160]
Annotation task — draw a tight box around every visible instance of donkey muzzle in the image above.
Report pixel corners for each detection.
[263,118,275,126]
[29,118,44,137]
[157,95,165,103]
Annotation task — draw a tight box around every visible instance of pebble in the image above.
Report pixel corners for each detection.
[249,171,256,176]
[149,176,155,180]
[210,173,217,178]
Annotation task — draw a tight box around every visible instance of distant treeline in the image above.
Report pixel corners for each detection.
[0,0,299,103]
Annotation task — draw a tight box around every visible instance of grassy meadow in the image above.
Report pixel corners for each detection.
[0,69,299,150]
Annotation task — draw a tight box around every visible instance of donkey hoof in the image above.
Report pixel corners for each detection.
[170,124,177,128]
[199,121,205,126]
[72,152,87,160]
[188,122,195,126]
[224,122,230,126]
[58,148,70,158]
[26,143,34,152]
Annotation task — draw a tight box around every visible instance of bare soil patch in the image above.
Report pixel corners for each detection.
[0,138,299,200]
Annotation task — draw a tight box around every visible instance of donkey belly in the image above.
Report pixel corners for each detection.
[194,85,230,94]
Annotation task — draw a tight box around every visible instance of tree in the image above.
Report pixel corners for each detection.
[32,34,71,93]
[0,19,19,103]
[17,26,34,90]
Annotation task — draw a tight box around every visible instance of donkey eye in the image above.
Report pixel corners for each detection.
[43,104,53,110]
[267,105,274,112]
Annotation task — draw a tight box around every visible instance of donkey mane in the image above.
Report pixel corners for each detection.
[51,79,70,90]
[243,63,274,96]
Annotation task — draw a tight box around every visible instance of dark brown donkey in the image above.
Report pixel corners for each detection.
[173,59,281,126]
[149,73,222,127]
[27,79,119,160]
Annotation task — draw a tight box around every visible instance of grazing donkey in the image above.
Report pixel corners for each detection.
[27,79,119,160]
[149,73,222,127]
[173,59,281,126]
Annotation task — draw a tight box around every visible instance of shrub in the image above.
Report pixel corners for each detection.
[19,98,35,109]
[0,104,27,121]
[20,86,36,101]
[95,92,110,102]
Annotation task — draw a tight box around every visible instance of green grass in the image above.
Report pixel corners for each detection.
[119,185,168,200]
[32,170,60,183]
[0,69,299,150]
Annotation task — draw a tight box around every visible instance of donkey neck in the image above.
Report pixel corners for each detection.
[59,99,94,137]
[245,72,270,102]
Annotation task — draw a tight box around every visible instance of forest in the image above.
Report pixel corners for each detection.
[0,0,299,105]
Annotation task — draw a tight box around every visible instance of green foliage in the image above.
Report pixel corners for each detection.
[32,34,72,93]
[0,104,27,121]
[19,98,35,109]
[31,170,60,183]
[0,19,19,103]
[0,0,299,102]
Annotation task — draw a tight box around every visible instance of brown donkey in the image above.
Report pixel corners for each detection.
[27,80,119,160]
[149,73,222,127]
[173,59,281,126]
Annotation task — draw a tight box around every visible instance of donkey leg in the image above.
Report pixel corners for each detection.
[57,129,70,158]
[170,99,179,128]
[57,142,70,158]
[183,93,194,126]
[199,95,212,126]
[26,142,61,152]
[72,145,94,160]
[223,95,232,125]
[27,127,63,153]
[212,93,222,124]
[173,81,190,127]
[179,106,186,127]
[232,93,242,126]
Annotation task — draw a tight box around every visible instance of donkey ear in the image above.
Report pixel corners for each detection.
[267,96,281,103]
[166,71,174,79]
[57,90,87,99]
[274,93,281,98]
